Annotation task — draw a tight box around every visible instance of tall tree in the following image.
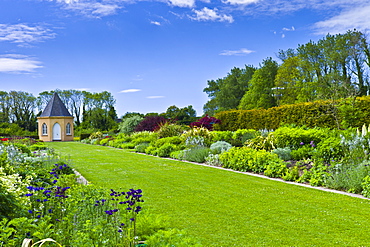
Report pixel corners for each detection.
[0,91,10,123]
[203,65,256,115]
[239,58,278,110]
[7,91,37,131]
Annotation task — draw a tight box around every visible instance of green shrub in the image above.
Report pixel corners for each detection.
[271,147,292,161]
[181,147,211,163]
[170,150,183,160]
[209,141,232,154]
[119,115,144,135]
[131,132,158,146]
[232,129,259,145]
[297,161,329,186]
[264,161,288,178]
[152,136,183,148]
[29,142,47,151]
[245,133,275,151]
[326,161,370,193]
[136,143,150,153]
[89,132,103,140]
[99,138,111,146]
[145,146,158,155]
[291,146,315,160]
[181,127,211,146]
[282,165,300,181]
[313,136,343,162]
[119,143,136,149]
[273,127,327,149]
[361,175,370,198]
[157,143,178,157]
[220,147,284,173]
[214,96,370,131]
[205,154,223,167]
[210,131,233,143]
[156,122,185,138]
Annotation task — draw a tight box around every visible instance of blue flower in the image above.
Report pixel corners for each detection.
[25,193,33,196]
[28,210,33,214]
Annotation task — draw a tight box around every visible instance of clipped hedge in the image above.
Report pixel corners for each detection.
[215,96,370,131]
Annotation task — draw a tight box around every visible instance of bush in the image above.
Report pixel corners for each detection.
[180,147,212,163]
[326,161,370,193]
[205,154,223,167]
[156,122,185,138]
[152,136,183,148]
[210,131,233,143]
[190,115,220,130]
[157,143,177,157]
[291,146,315,160]
[232,129,259,146]
[119,115,144,135]
[89,132,103,140]
[264,161,288,178]
[220,147,285,174]
[210,141,232,154]
[216,96,370,131]
[271,147,292,161]
[135,116,167,132]
[361,175,370,198]
[135,143,150,153]
[181,127,211,146]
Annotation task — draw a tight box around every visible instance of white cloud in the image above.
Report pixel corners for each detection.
[219,48,255,56]
[190,7,234,23]
[282,26,295,31]
[63,2,120,17]
[0,24,55,45]
[147,96,164,99]
[119,89,141,93]
[168,0,195,8]
[222,0,259,5]
[150,21,161,26]
[313,5,370,35]
[0,54,43,73]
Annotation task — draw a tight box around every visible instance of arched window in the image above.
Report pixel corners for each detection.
[66,123,71,135]
[42,123,48,135]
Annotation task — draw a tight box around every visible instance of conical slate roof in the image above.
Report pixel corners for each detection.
[40,93,72,117]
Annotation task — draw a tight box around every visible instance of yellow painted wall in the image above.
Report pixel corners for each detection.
[37,116,74,142]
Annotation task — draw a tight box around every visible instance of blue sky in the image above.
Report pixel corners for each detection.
[1,0,369,117]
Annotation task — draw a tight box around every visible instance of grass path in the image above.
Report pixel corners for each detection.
[48,142,370,246]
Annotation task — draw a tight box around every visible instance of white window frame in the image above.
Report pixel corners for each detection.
[66,123,71,135]
[42,123,48,135]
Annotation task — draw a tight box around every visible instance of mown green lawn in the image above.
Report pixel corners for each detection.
[48,142,370,246]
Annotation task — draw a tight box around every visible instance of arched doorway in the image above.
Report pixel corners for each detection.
[53,123,61,141]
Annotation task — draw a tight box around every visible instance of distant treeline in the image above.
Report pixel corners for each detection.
[204,29,370,115]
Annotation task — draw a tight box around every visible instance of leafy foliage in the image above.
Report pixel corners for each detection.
[190,115,221,131]
[135,116,167,132]
[119,115,144,134]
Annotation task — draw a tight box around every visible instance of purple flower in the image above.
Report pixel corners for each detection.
[52,180,58,184]
[118,229,122,233]
[130,218,135,221]
[300,142,304,145]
